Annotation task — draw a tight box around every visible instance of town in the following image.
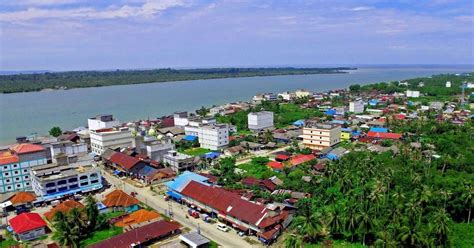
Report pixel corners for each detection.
[0,73,473,248]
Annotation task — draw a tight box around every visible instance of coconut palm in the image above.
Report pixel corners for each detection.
[461,183,473,223]
[431,208,450,246]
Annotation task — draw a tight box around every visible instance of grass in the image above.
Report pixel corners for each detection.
[238,162,278,180]
[450,222,474,248]
[103,211,126,220]
[80,226,123,247]
[0,231,18,248]
[209,240,219,248]
[182,148,212,156]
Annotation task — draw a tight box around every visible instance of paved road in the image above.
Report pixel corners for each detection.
[102,171,262,248]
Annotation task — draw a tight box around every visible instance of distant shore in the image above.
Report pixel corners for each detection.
[0,67,356,94]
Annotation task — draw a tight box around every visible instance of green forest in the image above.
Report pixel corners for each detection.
[0,67,354,93]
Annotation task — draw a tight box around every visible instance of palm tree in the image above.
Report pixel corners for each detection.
[397,225,428,247]
[263,129,274,143]
[431,208,450,246]
[358,204,375,246]
[461,183,473,223]
[284,233,303,248]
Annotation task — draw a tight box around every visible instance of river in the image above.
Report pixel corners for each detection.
[0,66,471,144]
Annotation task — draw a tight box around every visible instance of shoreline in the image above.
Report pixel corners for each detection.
[0,67,355,94]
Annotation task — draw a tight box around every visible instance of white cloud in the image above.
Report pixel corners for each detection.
[0,0,187,22]
[7,0,83,6]
[350,6,375,11]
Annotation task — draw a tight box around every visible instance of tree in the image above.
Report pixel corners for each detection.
[349,84,361,92]
[196,106,209,117]
[49,126,62,137]
[430,208,450,246]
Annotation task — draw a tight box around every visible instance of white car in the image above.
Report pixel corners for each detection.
[217,223,230,232]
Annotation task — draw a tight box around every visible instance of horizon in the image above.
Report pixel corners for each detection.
[1,0,473,71]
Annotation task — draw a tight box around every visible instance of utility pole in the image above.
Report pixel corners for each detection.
[168,200,173,218]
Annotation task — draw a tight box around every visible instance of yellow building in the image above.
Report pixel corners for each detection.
[302,122,341,150]
[341,131,351,141]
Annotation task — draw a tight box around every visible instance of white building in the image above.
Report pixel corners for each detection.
[302,122,341,150]
[248,111,274,131]
[446,81,451,88]
[185,123,229,150]
[146,140,174,162]
[295,89,311,98]
[406,90,420,98]
[349,100,365,113]
[163,151,196,172]
[90,127,133,155]
[87,114,120,131]
[30,163,102,201]
[49,141,88,163]
[278,92,296,101]
[467,82,474,88]
[174,112,190,127]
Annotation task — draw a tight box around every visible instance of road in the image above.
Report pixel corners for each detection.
[102,171,262,248]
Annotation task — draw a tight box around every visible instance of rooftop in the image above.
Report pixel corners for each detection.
[31,164,98,182]
[102,189,139,208]
[9,192,37,205]
[9,212,47,234]
[305,121,340,130]
[114,209,161,227]
[0,151,19,165]
[44,200,84,220]
[10,143,45,154]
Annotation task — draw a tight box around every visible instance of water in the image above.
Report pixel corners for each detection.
[0,66,471,144]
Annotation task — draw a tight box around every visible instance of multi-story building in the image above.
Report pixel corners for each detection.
[295,89,311,98]
[173,112,190,127]
[49,140,88,163]
[248,111,274,131]
[278,91,296,101]
[88,114,120,131]
[406,90,420,98]
[349,100,365,113]
[30,163,102,201]
[163,151,197,172]
[146,140,174,162]
[90,127,133,155]
[302,122,341,150]
[185,123,229,150]
[0,143,47,193]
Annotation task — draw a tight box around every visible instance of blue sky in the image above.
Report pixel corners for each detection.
[0,0,473,71]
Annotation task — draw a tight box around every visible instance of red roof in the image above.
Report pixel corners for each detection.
[367,131,402,140]
[275,154,290,161]
[267,161,284,170]
[109,152,141,170]
[180,181,278,228]
[9,192,36,205]
[102,190,139,208]
[10,143,45,154]
[0,151,19,165]
[290,154,316,166]
[44,200,84,220]
[89,220,180,248]
[394,114,406,120]
[9,213,47,234]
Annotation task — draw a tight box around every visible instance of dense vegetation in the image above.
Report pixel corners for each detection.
[0,67,354,93]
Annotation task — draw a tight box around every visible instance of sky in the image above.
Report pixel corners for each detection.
[0,0,473,71]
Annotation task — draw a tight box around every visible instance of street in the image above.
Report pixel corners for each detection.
[102,171,263,248]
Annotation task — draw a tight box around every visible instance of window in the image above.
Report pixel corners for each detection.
[68,178,78,183]
[4,172,9,176]
[46,189,56,194]
[16,184,21,188]
[24,176,29,179]
[90,179,99,184]
[89,173,98,178]
[58,187,68,192]
[14,171,19,175]
[57,180,67,185]
[15,177,20,181]
[7,186,12,190]
[13,164,18,168]
[6,179,10,183]
[3,166,7,169]
[23,169,28,173]
[80,182,89,186]
[80,175,88,180]
[46,182,55,187]
[69,184,78,189]
[25,182,30,186]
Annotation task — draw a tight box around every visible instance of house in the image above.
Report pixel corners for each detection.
[302,122,341,150]
[7,192,36,209]
[241,177,276,192]
[295,89,311,98]
[340,128,352,141]
[180,232,210,248]
[145,140,174,162]
[278,92,296,101]
[114,209,161,230]
[289,154,316,167]
[44,200,84,220]
[406,90,420,98]
[240,141,265,152]
[224,146,245,156]
[49,140,87,163]
[185,123,230,150]
[349,100,364,113]
[108,152,149,175]
[367,132,402,140]
[9,212,48,241]
[326,147,348,160]
[369,127,388,133]
[0,143,47,193]
[102,189,140,212]
[90,220,181,248]
[267,161,284,171]
[248,111,274,131]
[165,171,211,201]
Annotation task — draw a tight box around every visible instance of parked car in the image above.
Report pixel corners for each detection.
[15,207,30,215]
[217,223,230,232]
[238,231,246,237]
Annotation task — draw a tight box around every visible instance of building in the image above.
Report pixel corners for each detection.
[406,90,420,98]
[184,120,230,150]
[446,81,451,88]
[89,220,180,248]
[302,122,341,150]
[9,212,48,241]
[278,91,296,101]
[44,200,84,220]
[30,163,102,201]
[146,140,174,162]
[49,140,88,163]
[87,114,120,131]
[173,111,190,127]
[0,143,47,193]
[180,232,210,248]
[349,100,364,113]
[295,89,311,98]
[102,189,140,213]
[90,127,133,155]
[114,209,161,229]
[248,111,274,131]
[163,151,197,172]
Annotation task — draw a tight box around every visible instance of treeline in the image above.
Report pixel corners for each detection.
[0,67,354,93]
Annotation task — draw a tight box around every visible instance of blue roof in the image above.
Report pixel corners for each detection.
[369,99,378,106]
[352,131,361,136]
[166,190,183,200]
[183,135,198,141]
[341,128,352,132]
[136,165,158,177]
[293,120,305,126]
[370,127,388,133]
[325,109,336,115]
[165,171,209,193]
[204,152,220,159]
[326,153,339,160]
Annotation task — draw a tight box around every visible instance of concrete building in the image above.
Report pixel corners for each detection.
[163,151,197,172]
[295,89,311,98]
[0,143,47,193]
[146,140,174,162]
[30,163,102,201]
[248,111,274,131]
[49,140,88,163]
[406,90,420,98]
[446,81,451,88]
[173,111,190,127]
[278,91,296,101]
[349,100,364,113]
[302,122,341,150]
[90,127,133,155]
[185,123,229,150]
[87,114,120,131]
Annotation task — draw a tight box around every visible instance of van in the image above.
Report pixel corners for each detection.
[217,223,230,232]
